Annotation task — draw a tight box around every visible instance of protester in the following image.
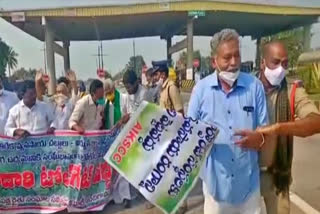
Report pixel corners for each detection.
[5,80,56,138]
[69,79,104,133]
[52,83,74,130]
[123,69,151,113]
[145,68,160,104]
[57,70,79,105]
[236,41,320,214]
[77,80,87,99]
[103,78,129,129]
[188,29,269,214]
[0,77,19,135]
[154,60,184,115]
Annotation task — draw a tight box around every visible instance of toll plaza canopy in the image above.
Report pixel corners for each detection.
[1,0,320,95]
[1,0,320,41]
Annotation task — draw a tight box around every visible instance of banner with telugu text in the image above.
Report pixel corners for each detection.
[0,129,119,214]
[105,102,219,214]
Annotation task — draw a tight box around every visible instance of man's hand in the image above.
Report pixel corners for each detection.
[256,124,281,136]
[72,125,85,134]
[13,129,30,139]
[234,129,264,151]
[121,114,130,124]
[35,70,44,83]
[47,127,56,135]
[115,114,130,129]
[66,70,77,83]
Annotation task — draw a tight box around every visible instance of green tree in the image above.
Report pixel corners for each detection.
[127,55,146,77]
[178,50,202,66]
[6,47,18,77]
[0,39,10,78]
[261,28,304,73]
[10,67,37,81]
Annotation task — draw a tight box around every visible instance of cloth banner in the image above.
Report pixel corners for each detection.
[105,102,219,214]
[0,129,119,213]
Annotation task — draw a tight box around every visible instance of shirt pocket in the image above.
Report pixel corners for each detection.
[237,90,255,130]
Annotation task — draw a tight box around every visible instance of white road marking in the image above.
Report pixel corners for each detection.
[290,192,320,214]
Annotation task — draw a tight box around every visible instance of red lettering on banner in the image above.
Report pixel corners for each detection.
[112,121,142,164]
[81,164,94,189]
[100,162,112,188]
[0,171,35,189]
[68,164,82,190]
[92,163,102,185]
[40,166,54,188]
[22,171,35,189]
[48,166,62,184]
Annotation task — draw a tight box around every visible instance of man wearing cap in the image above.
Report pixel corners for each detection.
[153,60,184,115]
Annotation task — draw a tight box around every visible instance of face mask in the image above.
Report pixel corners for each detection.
[217,68,240,87]
[264,65,286,86]
[54,94,69,107]
[106,92,115,102]
[157,78,164,85]
[96,98,105,106]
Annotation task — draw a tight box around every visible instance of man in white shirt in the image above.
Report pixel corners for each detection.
[5,80,56,138]
[0,78,19,135]
[123,70,150,113]
[52,83,74,130]
[69,79,105,133]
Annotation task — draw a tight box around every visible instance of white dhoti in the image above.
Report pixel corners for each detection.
[203,182,261,214]
[112,175,132,204]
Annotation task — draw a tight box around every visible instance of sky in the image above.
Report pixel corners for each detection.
[1,17,320,80]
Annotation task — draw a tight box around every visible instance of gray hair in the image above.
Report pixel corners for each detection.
[103,78,114,90]
[210,29,239,57]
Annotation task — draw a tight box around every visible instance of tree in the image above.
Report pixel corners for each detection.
[127,55,146,77]
[10,67,37,81]
[177,50,202,67]
[261,28,304,73]
[6,47,18,77]
[0,38,10,78]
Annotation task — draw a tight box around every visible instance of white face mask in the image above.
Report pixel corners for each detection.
[264,65,286,86]
[54,94,69,107]
[218,68,240,87]
[157,78,164,85]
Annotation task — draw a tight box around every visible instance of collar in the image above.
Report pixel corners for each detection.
[88,95,96,106]
[162,78,170,89]
[20,100,38,109]
[209,71,246,88]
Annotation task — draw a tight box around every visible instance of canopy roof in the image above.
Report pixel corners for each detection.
[1,0,320,41]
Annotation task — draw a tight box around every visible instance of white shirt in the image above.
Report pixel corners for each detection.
[128,85,147,113]
[68,95,103,131]
[52,100,74,130]
[0,90,19,135]
[5,100,55,136]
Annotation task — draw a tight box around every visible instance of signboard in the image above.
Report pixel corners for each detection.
[10,12,25,22]
[105,102,219,214]
[188,11,206,17]
[186,68,193,80]
[0,130,119,213]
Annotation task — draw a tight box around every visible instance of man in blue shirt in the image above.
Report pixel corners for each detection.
[188,29,269,214]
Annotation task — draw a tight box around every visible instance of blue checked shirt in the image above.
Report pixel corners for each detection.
[188,72,269,204]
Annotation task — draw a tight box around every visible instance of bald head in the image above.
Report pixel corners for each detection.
[263,41,287,59]
[261,41,289,71]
